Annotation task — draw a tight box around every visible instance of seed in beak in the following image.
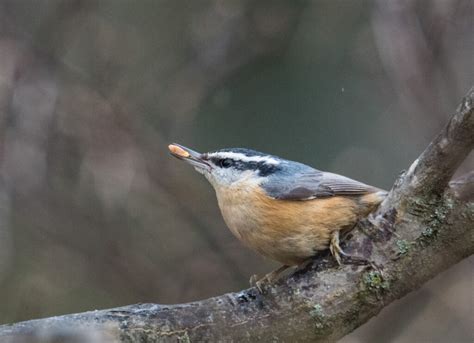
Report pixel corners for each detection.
[168,144,190,158]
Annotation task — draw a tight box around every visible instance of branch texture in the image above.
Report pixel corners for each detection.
[1,88,473,342]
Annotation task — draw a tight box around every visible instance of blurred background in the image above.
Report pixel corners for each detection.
[0,0,472,342]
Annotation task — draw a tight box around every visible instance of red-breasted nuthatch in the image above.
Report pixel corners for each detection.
[169,143,387,288]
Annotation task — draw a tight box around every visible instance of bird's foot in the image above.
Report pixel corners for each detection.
[329,231,347,265]
[249,274,260,290]
[249,274,270,293]
[330,231,376,267]
[249,265,290,293]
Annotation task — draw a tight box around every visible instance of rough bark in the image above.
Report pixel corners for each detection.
[1,88,473,343]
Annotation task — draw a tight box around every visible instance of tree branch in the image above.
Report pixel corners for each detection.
[380,86,474,211]
[1,88,473,342]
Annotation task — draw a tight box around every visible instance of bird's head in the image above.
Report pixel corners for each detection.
[168,143,282,188]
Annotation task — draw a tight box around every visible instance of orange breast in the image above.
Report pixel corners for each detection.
[214,182,382,266]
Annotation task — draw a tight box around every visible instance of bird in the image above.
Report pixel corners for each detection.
[168,143,387,290]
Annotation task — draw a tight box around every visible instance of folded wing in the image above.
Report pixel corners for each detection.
[262,169,380,201]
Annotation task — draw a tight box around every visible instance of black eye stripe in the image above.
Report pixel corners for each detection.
[258,163,279,176]
[210,157,226,166]
[220,159,233,168]
[209,156,280,175]
[210,157,233,167]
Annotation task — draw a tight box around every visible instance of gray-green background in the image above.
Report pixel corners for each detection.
[0,1,472,342]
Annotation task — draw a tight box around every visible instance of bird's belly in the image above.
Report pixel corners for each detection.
[246,224,332,266]
[216,186,362,266]
[221,204,340,266]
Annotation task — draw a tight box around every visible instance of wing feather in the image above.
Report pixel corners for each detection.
[262,169,379,200]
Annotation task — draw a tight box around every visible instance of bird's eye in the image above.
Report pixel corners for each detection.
[220,159,233,168]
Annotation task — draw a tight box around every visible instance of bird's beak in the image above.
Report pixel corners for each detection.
[168,143,211,171]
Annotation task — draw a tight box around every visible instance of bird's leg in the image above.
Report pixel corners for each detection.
[330,230,375,267]
[250,265,290,292]
[329,230,347,265]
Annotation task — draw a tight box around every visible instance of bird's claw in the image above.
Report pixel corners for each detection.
[249,274,258,287]
[249,274,266,293]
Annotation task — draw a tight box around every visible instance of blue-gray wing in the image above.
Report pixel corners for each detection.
[262,170,379,200]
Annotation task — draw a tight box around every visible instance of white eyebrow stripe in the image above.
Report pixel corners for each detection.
[208,152,280,165]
